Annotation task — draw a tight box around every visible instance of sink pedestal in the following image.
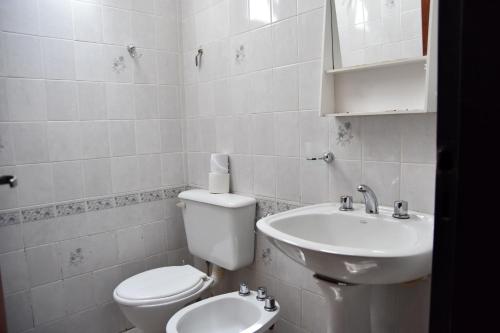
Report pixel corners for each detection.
[315,277,371,333]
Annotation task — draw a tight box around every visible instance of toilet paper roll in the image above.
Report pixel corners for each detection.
[210,153,229,174]
[208,172,230,194]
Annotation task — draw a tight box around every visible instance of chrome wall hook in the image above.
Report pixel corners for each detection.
[127,45,142,59]
[195,48,203,68]
[306,152,335,163]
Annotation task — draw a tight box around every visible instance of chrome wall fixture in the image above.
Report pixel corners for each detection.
[0,175,17,188]
[306,152,335,163]
[195,48,203,68]
[127,44,142,59]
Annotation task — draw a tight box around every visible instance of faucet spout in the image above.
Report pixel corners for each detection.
[357,184,379,214]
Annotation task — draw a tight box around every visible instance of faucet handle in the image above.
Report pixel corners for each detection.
[393,201,410,219]
[256,286,267,301]
[264,296,278,312]
[238,282,250,296]
[339,195,353,211]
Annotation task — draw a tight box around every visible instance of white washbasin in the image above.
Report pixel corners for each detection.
[166,291,279,333]
[256,203,434,284]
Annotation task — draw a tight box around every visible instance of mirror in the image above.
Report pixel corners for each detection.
[331,0,430,68]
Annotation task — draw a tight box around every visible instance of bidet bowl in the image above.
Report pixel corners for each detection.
[166,291,280,333]
[256,203,434,284]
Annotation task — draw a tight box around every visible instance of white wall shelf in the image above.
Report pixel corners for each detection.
[319,0,438,117]
[325,56,427,75]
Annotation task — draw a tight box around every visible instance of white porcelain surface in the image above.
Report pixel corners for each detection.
[166,290,280,333]
[178,189,256,271]
[257,203,434,284]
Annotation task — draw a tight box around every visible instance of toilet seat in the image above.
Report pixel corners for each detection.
[114,265,210,307]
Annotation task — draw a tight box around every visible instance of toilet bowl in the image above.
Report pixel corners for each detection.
[166,290,280,333]
[114,189,258,333]
[113,265,213,333]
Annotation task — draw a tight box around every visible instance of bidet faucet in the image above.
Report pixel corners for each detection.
[357,184,379,214]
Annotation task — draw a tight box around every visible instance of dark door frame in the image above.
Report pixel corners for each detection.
[429,0,499,331]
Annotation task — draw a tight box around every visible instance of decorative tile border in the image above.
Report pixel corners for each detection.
[140,190,164,203]
[21,205,55,223]
[56,201,86,217]
[0,186,301,227]
[0,186,186,227]
[115,193,140,207]
[87,198,115,212]
[0,210,21,227]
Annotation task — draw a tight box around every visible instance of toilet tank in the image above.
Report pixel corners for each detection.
[178,189,256,271]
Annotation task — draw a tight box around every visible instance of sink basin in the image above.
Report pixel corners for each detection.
[256,203,434,284]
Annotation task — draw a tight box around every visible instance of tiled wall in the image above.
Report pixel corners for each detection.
[0,0,190,332]
[181,0,435,332]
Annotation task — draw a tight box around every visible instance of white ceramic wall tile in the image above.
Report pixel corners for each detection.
[330,116,362,160]
[82,158,113,197]
[157,51,179,85]
[74,42,105,81]
[39,0,74,39]
[0,124,14,166]
[92,266,122,305]
[271,0,297,22]
[298,61,321,110]
[4,291,33,333]
[0,0,39,34]
[106,83,135,119]
[297,0,323,13]
[362,115,401,162]
[362,161,401,206]
[81,121,110,159]
[400,163,436,213]
[52,161,84,202]
[102,6,132,45]
[73,1,103,42]
[31,280,66,325]
[135,120,162,154]
[47,121,82,161]
[11,122,48,163]
[161,153,185,186]
[272,17,298,67]
[160,119,183,152]
[300,160,329,204]
[117,226,145,262]
[274,111,299,157]
[252,113,275,155]
[103,45,134,83]
[401,114,437,164]
[330,159,363,202]
[138,154,162,189]
[298,8,323,61]
[215,116,235,153]
[0,166,18,209]
[132,12,157,49]
[77,82,107,120]
[42,38,76,79]
[229,154,253,193]
[272,64,299,111]
[253,155,276,197]
[6,78,47,121]
[276,157,300,202]
[134,84,159,119]
[63,273,95,314]
[0,224,23,254]
[46,80,78,120]
[111,156,139,193]
[5,32,43,77]
[158,85,180,118]
[143,221,166,256]
[0,250,30,294]
[26,243,62,287]
[276,279,301,325]
[16,163,54,206]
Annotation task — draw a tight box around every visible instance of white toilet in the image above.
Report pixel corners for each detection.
[113,189,259,333]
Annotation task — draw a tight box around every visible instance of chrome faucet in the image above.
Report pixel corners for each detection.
[357,184,379,214]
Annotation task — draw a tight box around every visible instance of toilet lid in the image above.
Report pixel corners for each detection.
[115,265,207,302]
